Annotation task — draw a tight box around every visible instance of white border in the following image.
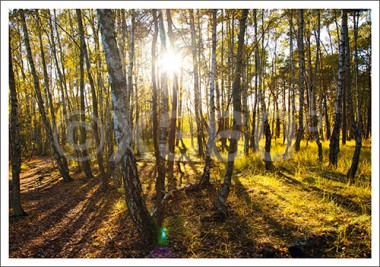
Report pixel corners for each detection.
[1,1,379,266]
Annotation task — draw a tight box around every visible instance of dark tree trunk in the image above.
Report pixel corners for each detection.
[295,9,305,152]
[260,10,273,170]
[217,9,248,215]
[20,11,73,183]
[9,31,26,216]
[250,9,259,152]
[77,10,107,185]
[346,11,362,179]
[97,9,158,247]
[76,10,93,179]
[166,10,179,190]
[310,10,323,162]
[329,10,346,166]
[151,10,162,198]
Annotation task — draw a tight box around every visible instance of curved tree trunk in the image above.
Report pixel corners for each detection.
[97,9,158,247]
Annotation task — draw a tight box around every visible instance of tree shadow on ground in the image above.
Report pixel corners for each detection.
[232,178,337,258]
[276,171,370,215]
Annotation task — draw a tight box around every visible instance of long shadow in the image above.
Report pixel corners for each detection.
[233,178,335,258]
[234,179,301,240]
[276,171,370,215]
[9,178,103,257]
[25,183,108,258]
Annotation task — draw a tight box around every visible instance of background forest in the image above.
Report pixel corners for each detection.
[5,5,376,261]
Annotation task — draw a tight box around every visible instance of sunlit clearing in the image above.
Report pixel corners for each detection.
[160,51,182,75]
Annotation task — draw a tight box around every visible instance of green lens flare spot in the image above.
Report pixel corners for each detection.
[158,227,168,246]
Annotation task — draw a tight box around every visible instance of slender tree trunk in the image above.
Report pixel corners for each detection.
[217,9,248,215]
[128,10,136,147]
[243,57,250,155]
[329,10,346,166]
[9,31,26,216]
[97,9,158,247]
[189,9,204,158]
[200,9,217,186]
[310,10,323,162]
[250,9,259,152]
[54,10,72,112]
[77,10,107,185]
[166,10,179,190]
[36,12,58,142]
[76,10,93,179]
[295,9,305,152]
[20,11,73,183]
[156,9,169,225]
[260,10,273,170]
[47,11,67,144]
[346,11,362,179]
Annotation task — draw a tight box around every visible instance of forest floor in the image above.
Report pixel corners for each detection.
[9,140,372,258]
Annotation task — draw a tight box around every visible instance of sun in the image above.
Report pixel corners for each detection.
[160,50,182,76]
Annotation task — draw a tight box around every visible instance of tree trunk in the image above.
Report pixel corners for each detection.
[97,9,158,247]
[217,9,248,215]
[36,12,58,144]
[310,10,323,162]
[295,9,305,152]
[47,10,67,144]
[128,10,136,148]
[329,10,346,166]
[151,9,162,199]
[77,9,107,185]
[166,10,179,190]
[9,30,26,216]
[189,9,204,158]
[200,9,217,186]
[250,9,259,153]
[20,10,73,183]
[346,11,362,179]
[260,10,273,170]
[76,10,93,179]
